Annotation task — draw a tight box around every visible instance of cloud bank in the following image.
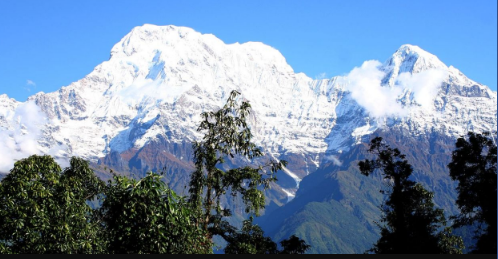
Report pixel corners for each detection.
[396,69,448,109]
[0,101,69,173]
[344,60,448,117]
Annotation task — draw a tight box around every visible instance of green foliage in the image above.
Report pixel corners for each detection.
[0,155,105,253]
[221,217,278,254]
[221,217,309,254]
[0,242,12,254]
[188,90,308,253]
[448,131,497,254]
[358,137,463,254]
[98,172,212,254]
[188,90,286,231]
[0,155,212,254]
[279,234,312,254]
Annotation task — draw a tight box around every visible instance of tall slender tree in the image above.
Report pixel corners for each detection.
[188,90,309,254]
[448,131,497,254]
[359,137,463,254]
[188,90,285,231]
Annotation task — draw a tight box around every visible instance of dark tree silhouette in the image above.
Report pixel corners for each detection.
[219,217,310,254]
[448,131,497,254]
[359,137,463,254]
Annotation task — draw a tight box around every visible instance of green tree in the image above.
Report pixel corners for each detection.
[0,155,105,253]
[358,137,463,254]
[98,172,212,254]
[221,217,278,254]
[221,217,310,254]
[188,90,309,254]
[448,131,497,254]
[279,234,312,254]
[188,90,285,230]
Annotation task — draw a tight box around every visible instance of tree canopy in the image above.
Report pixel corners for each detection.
[0,156,105,253]
[221,217,310,254]
[98,172,212,254]
[0,156,212,254]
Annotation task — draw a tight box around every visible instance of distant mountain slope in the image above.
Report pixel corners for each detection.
[256,129,476,253]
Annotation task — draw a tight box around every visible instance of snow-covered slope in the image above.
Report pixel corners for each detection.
[0,25,496,193]
[324,44,497,156]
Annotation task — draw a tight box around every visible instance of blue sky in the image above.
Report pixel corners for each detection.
[0,0,496,101]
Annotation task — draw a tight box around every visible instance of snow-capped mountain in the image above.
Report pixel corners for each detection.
[324,44,497,157]
[0,25,496,200]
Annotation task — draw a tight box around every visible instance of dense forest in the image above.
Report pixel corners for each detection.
[0,91,496,254]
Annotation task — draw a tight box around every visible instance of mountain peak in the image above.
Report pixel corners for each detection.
[389,44,447,71]
[396,44,426,54]
[105,24,294,89]
[110,24,199,57]
[129,24,197,36]
[0,94,16,104]
[381,44,448,86]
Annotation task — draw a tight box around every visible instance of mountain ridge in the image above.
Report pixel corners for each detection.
[0,24,496,202]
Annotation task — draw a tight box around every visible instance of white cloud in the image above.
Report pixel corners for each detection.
[24,80,37,92]
[396,69,448,109]
[0,101,47,172]
[324,155,342,166]
[344,60,406,118]
[344,60,447,117]
[26,79,36,86]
